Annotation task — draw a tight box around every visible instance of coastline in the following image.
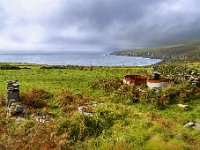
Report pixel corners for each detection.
[0,52,161,66]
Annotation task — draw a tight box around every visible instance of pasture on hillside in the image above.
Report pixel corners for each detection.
[0,64,199,149]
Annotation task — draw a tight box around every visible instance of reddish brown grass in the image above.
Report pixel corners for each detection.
[20,88,52,108]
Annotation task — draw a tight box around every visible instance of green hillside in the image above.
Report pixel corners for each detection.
[111,42,200,63]
[0,63,200,149]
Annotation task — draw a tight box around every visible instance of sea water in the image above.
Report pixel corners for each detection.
[0,51,161,66]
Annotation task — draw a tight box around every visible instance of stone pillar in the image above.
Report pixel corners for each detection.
[7,80,20,103]
[6,80,23,116]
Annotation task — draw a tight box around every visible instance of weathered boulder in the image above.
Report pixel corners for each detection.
[78,106,94,117]
[8,103,17,116]
[184,122,195,127]
[178,104,189,108]
[184,122,200,131]
[193,123,200,130]
[16,105,24,113]
[7,103,24,116]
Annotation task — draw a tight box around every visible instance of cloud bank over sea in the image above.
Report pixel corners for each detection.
[0,0,200,51]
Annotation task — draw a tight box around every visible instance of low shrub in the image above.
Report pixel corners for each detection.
[111,82,199,107]
[19,119,36,131]
[40,65,92,70]
[57,88,78,107]
[0,64,21,70]
[112,85,140,104]
[0,95,6,106]
[162,83,197,104]
[40,65,67,69]
[57,88,88,112]
[153,64,189,76]
[139,83,198,106]
[57,104,128,144]
[20,88,52,108]
[92,78,122,93]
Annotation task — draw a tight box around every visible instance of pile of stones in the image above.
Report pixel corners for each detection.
[6,80,24,116]
[6,80,51,124]
[188,71,200,87]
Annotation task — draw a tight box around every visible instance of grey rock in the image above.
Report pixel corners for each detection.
[78,106,93,117]
[16,117,27,124]
[8,105,17,115]
[193,123,200,130]
[15,105,24,113]
[7,103,24,116]
[184,122,195,127]
[35,115,49,123]
[178,104,189,108]
[184,122,200,130]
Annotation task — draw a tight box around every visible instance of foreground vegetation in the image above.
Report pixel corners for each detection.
[0,63,199,149]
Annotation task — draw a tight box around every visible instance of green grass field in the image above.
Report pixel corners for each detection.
[0,64,151,95]
[0,64,199,149]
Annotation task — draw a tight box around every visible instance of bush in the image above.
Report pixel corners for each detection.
[153,64,188,76]
[162,83,197,104]
[19,119,36,131]
[57,104,127,144]
[113,82,199,107]
[139,83,197,106]
[57,88,88,113]
[57,112,86,142]
[57,89,76,107]
[0,64,21,70]
[20,88,52,108]
[112,85,140,104]
[0,95,6,106]
[40,65,91,70]
[92,78,122,93]
[40,65,67,69]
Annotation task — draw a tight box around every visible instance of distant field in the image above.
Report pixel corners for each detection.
[0,64,151,95]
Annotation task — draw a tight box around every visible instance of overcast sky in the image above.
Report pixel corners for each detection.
[0,0,200,52]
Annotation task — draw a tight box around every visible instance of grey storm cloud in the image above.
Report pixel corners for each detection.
[0,0,200,51]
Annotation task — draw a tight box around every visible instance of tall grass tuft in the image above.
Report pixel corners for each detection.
[20,88,52,108]
[92,77,122,93]
[0,95,6,106]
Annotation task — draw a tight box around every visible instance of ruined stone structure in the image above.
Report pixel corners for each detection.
[123,72,171,88]
[7,80,20,103]
[6,80,23,116]
[147,78,171,88]
[147,72,171,88]
[188,72,200,87]
[123,74,148,86]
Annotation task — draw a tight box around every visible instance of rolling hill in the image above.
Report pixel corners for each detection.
[111,42,200,63]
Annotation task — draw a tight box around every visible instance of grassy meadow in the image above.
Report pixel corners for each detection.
[0,64,151,95]
[0,63,199,149]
